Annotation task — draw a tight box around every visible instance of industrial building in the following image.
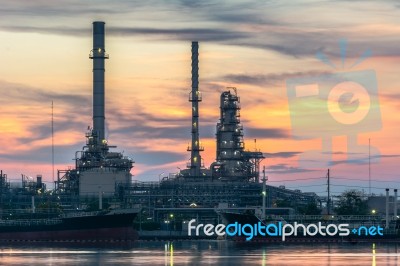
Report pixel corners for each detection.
[55,22,133,200]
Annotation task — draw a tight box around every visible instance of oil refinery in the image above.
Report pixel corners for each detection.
[0,21,319,234]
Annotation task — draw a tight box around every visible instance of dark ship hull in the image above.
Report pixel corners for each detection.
[0,209,138,242]
[219,208,294,225]
[219,211,261,225]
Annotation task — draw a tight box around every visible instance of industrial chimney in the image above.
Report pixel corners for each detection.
[188,41,204,177]
[90,21,109,142]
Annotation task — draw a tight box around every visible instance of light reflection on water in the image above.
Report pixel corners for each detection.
[0,241,399,265]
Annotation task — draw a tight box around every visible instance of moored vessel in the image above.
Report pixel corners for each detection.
[0,209,139,242]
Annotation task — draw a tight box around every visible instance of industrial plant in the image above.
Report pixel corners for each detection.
[7,21,397,236]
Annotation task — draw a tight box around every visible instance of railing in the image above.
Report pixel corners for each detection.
[0,219,62,227]
[60,211,103,218]
[189,91,202,102]
[89,49,109,59]
[187,144,204,151]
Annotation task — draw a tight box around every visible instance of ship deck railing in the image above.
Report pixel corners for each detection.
[60,211,102,218]
[0,218,62,227]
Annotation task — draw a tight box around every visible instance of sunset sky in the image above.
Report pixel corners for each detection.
[0,0,399,196]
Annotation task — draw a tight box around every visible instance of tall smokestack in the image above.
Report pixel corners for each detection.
[90,21,108,142]
[188,41,203,176]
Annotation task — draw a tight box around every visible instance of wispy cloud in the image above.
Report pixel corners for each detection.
[0,25,89,36]
[0,80,90,107]
[267,163,317,174]
[264,152,302,159]
[331,154,400,166]
[109,27,251,42]
[133,150,186,165]
[1,1,399,58]
[222,71,331,87]
[0,144,81,164]
[244,127,289,139]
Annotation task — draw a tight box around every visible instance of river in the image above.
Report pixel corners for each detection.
[0,240,399,265]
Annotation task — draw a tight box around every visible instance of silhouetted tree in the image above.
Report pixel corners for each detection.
[334,190,368,215]
[299,202,321,215]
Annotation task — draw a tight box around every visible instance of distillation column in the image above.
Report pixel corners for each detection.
[188,41,204,177]
[214,89,264,181]
[90,21,109,143]
[215,89,245,180]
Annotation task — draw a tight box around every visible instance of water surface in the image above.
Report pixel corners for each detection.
[0,241,399,265]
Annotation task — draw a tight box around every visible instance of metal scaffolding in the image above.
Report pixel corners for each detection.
[213,88,264,181]
[187,41,204,177]
[118,180,319,224]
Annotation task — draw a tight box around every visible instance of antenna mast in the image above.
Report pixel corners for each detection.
[51,101,55,183]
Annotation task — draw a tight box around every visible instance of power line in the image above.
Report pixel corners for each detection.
[267,177,322,182]
[334,177,400,183]
[269,176,400,184]
[331,184,395,190]
[283,183,326,188]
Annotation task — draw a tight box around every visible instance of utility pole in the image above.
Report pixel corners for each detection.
[327,169,330,215]
[369,138,371,196]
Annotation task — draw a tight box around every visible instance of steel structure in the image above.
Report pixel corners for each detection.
[119,180,319,224]
[187,41,204,177]
[0,170,8,195]
[179,45,263,182]
[212,89,264,181]
[55,21,133,199]
[0,170,9,214]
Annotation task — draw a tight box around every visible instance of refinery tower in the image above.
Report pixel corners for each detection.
[176,42,264,182]
[55,22,133,198]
